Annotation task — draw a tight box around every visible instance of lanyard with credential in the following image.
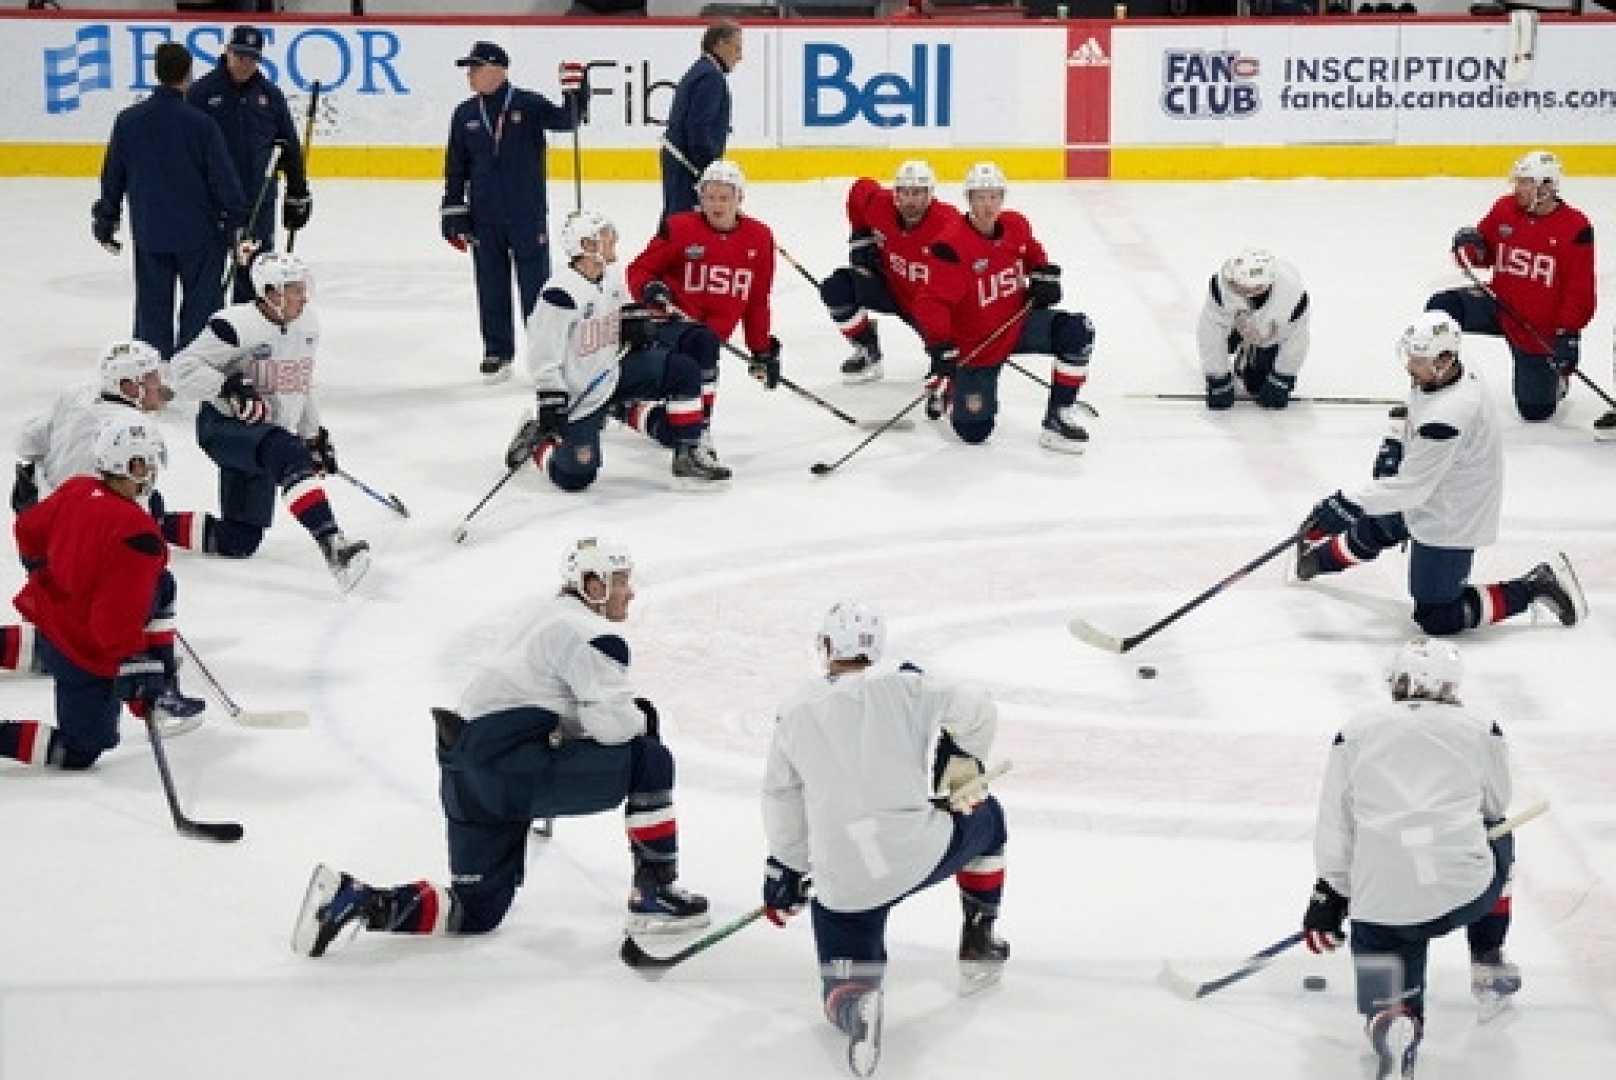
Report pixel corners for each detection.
[477,85,514,157]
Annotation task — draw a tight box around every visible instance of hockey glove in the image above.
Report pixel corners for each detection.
[1302,878,1348,954]
[620,304,657,350]
[748,336,782,390]
[220,372,269,425]
[641,280,675,313]
[1027,264,1063,309]
[1205,372,1235,410]
[282,185,313,233]
[848,229,881,276]
[1550,331,1580,375]
[441,204,474,253]
[633,696,660,740]
[11,461,38,514]
[535,389,570,442]
[91,215,122,255]
[115,654,167,705]
[927,342,960,380]
[1255,371,1295,409]
[305,427,338,476]
[762,856,812,927]
[1372,437,1404,479]
[1451,226,1489,270]
[1308,491,1363,535]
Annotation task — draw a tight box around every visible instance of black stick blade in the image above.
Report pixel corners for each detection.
[619,935,675,974]
[810,463,832,476]
[182,820,244,844]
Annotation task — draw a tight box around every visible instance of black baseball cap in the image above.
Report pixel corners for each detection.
[228,26,265,58]
[456,41,509,69]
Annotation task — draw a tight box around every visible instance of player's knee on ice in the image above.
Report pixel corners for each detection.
[1412,599,1470,637]
[548,441,601,492]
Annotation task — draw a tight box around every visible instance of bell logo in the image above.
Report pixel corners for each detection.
[804,43,952,129]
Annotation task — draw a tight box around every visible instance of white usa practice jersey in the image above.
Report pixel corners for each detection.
[457,594,646,746]
[1314,698,1511,925]
[15,386,142,490]
[1351,367,1502,548]
[171,303,324,438]
[1196,257,1311,378]
[763,665,997,913]
[523,263,631,420]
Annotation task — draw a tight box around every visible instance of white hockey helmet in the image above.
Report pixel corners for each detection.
[818,599,885,666]
[1220,249,1277,298]
[698,159,746,197]
[893,159,937,194]
[560,209,617,261]
[1386,636,1462,701]
[1511,149,1562,194]
[962,161,1008,196]
[93,415,167,494]
[98,339,163,403]
[1398,311,1463,364]
[251,252,312,300]
[561,536,633,596]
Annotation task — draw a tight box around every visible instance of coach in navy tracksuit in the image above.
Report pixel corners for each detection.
[188,25,310,303]
[92,43,246,360]
[659,21,741,223]
[440,41,582,382]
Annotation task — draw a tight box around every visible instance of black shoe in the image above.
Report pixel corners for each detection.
[1205,372,1236,410]
[959,898,1009,991]
[671,444,731,486]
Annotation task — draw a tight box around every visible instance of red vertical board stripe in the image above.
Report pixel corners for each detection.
[1065,22,1113,179]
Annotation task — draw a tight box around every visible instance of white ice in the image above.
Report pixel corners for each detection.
[2,175,1614,1080]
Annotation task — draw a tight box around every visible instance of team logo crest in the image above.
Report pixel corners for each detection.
[1499,224,1514,238]
[962,392,985,413]
[575,446,594,466]
[684,245,705,260]
[972,258,990,273]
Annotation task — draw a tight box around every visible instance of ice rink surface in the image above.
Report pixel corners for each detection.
[2,175,1614,1079]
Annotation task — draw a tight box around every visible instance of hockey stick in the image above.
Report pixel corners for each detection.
[660,137,820,291]
[1132,392,1402,407]
[1456,250,1616,410]
[286,80,320,254]
[811,302,1034,477]
[1069,528,1303,653]
[337,468,409,519]
[176,631,308,729]
[620,904,767,976]
[145,707,244,843]
[570,74,584,212]
[1005,359,1100,418]
[222,142,284,294]
[1504,9,1538,86]
[1158,804,1548,1000]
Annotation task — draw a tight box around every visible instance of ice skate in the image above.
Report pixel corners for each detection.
[292,863,383,958]
[958,899,1010,995]
[840,342,884,385]
[504,412,539,470]
[318,529,372,593]
[150,680,206,738]
[1522,551,1587,627]
[1595,409,1616,441]
[844,988,883,1078]
[1038,405,1090,455]
[1367,1005,1422,1080]
[1471,949,1521,1021]
[625,877,711,935]
[479,355,513,384]
[671,444,731,489]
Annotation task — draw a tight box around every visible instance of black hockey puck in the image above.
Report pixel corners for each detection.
[1303,975,1327,991]
[1137,665,1157,679]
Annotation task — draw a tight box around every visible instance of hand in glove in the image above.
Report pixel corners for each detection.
[1451,226,1489,269]
[115,654,167,705]
[642,280,675,313]
[305,427,338,476]
[1550,332,1580,375]
[1302,878,1348,954]
[1307,491,1363,535]
[1255,371,1295,409]
[535,389,570,442]
[848,229,881,276]
[762,856,813,927]
[748,336,782,390]
[441,204,474,253]
[12,461,39,514]
[92,216,122,255]
[1026,264,1062,309]
[620,304,656,351]
[927,342,960,380]
[1205,372,1235,410]
[282,184,313,232]
[220,372,268,425]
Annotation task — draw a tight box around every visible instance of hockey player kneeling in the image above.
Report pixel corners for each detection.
[293,538,708,957]
[1304,639,1521,1079]
[760,601,1007,1078]
[1296,312,1586,635]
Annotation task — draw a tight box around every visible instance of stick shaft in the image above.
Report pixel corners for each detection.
[1119,530,1301,652]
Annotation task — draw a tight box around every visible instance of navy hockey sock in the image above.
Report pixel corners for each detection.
[626,789,679,869]
[282,471,338,540]
[160,510,212,552]
[0,624,39,673]
[0,720,61,766]
[1049,357,1087,409]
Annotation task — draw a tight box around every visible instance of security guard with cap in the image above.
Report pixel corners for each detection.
[189,25,311,302]
[441,40,585,383]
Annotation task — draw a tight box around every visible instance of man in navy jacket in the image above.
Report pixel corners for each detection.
[660,21,742,223]
[92,43,246,359]
[440,41,583,382]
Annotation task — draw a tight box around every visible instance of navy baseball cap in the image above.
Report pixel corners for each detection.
[228,26,265,58]
[456,41,509,69]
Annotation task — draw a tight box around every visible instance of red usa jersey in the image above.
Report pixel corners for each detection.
[13,475,167,677]
[846,177,962,316]
[1476,195,1596,353]
[912,211,1048,368]
[626,211,776,353]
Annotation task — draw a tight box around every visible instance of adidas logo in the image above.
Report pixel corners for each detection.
[1067,38,1110,68]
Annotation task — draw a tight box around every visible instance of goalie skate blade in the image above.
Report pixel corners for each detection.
[1156,962,1206,1000]
[234,709,310,730]
[1067,618,1126,653]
